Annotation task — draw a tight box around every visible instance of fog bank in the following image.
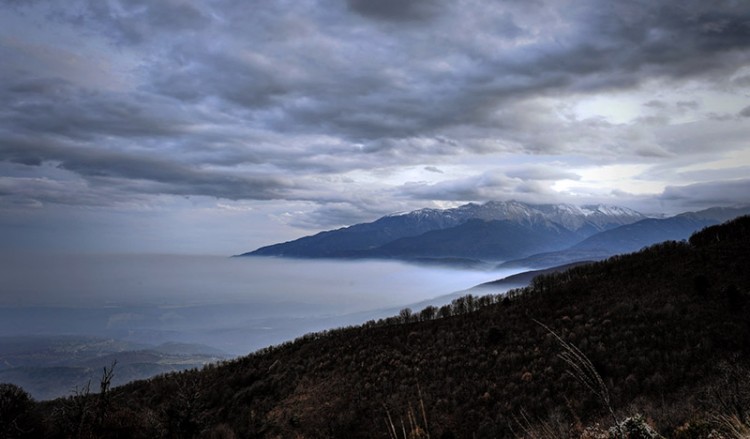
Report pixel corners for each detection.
[1,254,520,354]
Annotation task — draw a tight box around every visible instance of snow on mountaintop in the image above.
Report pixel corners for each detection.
[247,200,651,259]
[581,204,643,217]
[391,201,647,233]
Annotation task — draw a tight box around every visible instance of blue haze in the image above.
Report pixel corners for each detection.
[0,254,517,355]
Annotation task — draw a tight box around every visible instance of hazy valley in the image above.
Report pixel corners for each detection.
[4,201,749,404]
[3,214,748,438]
[2,208,750,438]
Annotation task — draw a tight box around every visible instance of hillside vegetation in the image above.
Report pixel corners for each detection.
[4,217,750,438]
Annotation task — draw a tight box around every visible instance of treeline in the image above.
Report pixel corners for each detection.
[3,216,750,438]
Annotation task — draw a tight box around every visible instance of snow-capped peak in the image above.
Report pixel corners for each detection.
[389,201,647,233]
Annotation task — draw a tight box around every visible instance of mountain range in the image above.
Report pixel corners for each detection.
[242,200,750,268]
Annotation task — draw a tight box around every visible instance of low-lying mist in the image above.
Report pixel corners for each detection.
[1,254,522,355]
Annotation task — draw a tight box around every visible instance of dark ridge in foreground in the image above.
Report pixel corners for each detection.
[5,217,750,438]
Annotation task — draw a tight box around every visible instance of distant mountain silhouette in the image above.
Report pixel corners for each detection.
[362,218,581,260]
[499,205,750,268]
[243,201,750,268]
[242,200,646,262]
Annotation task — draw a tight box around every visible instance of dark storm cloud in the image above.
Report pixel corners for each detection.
[659,179,750,211]
[10,1,750,143]
[3,85,192,141]
[147,47,292,109]
[28,1,750,148]
[400,172,517,202]
[654,119,750,155]
[235,0,749,147]
[0,74,298,202]
[0,175,137,208]
[1,0,749,217]
[558,1,750,80]
[0,137,292,202]
[46,0,212,45]
[346,0,443,22]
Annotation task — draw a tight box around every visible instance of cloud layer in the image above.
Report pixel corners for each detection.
[1,0,749,252]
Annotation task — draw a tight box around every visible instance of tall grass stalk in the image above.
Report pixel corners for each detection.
[715,414,750,439]
[511,408,567,439]
[533,319,621,438]
[383,389,431,439]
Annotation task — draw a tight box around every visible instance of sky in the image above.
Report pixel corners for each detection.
[1,0,750,255]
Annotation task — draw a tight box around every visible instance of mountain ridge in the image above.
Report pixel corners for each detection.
[243,201,750,268]
[242,200,647,262]
[499,205,750,268]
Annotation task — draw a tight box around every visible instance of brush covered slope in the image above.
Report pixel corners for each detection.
[13,217,750,438]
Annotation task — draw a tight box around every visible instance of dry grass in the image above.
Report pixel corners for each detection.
[715,414,750,439]
[384,386,430,439]
[534,319,621,438]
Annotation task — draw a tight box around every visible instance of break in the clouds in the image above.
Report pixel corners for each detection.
[1,0,749,253]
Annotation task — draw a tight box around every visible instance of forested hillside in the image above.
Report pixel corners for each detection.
[4,217,750,438]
